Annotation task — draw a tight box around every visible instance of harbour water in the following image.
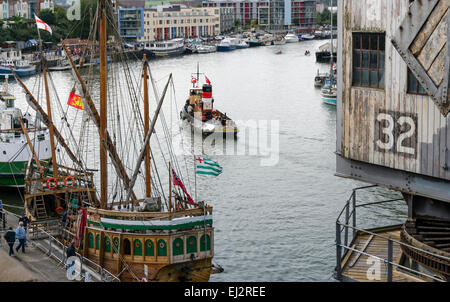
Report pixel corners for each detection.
[1,40,407,281]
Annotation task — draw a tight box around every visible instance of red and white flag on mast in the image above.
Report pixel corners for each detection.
[34,14,52,35]
[205,75,211,85]
[191,75,197,84]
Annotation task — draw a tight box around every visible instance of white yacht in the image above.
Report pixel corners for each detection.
[284,33,299,43]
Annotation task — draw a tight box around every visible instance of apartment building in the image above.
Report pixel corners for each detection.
[137,5,220,41]
[203,0,317,30]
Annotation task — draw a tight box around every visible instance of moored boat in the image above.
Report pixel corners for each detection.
[142,38,186,57]
[197,45,217,54]
[320,80,337,106]
[48,59,71,71]
[0,60,36,78]
[216,38,236,52]
[302,34,315,41]
[284,33,299,43]
[0,77,51,187]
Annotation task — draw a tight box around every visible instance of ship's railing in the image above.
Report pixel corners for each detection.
[335,185,449,282]
[0,209,120,282]
[87,205,213,220]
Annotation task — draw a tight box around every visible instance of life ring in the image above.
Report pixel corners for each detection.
[46,178,58,190]
[65,176,75,188]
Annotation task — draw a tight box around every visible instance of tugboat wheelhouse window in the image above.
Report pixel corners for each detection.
[352,33,385,89]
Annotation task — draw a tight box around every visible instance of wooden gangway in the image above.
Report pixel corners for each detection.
[340,226,423,282]
[334,186,447,282]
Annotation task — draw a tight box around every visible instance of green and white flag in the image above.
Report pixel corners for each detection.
[195,157,223,176]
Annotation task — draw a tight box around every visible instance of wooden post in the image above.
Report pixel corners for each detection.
[117,234,123,279]
[99,0,108,209]
[99,231,105,268]
[18,116,43,174]
[143,55,151,198]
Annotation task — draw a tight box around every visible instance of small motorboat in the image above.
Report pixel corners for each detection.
[285,33,299,43]
[197,45,217,54]
[321,80,337,106]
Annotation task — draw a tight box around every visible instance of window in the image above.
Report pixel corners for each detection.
[407,68,427,95]
[352,33,385,89]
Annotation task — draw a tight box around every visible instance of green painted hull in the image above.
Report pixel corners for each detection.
[0,160,51,188]
[0,161,27,187]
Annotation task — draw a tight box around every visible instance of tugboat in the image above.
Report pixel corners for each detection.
[0,76,51,187]
[180,66,238,138]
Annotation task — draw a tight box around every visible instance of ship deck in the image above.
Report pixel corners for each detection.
[340,226,424,282]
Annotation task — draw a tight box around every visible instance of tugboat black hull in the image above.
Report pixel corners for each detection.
[180,108,238,138]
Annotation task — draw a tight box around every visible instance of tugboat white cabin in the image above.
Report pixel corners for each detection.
[335,0,450,282]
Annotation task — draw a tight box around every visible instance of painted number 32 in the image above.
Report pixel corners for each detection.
[375,111,417,157]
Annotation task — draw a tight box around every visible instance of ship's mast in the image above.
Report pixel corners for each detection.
[100,0,108,208]
[329,0,334,79]
[43,67,58,179]
[143,55,151,198]
[37,16,58,179]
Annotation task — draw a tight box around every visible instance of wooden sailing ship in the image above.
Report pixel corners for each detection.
[13,0,218,282]
[180,66,238,137]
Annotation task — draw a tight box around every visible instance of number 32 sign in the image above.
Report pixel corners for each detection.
[374,110,418,158]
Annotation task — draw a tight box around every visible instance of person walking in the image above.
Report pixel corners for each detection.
[66,241,76,258]
[4,227,16,256]
[19,213,30,232]
[15,222,26,253]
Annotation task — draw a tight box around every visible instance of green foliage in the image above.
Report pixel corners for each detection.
[315,10,337,26]
[0,1,101,43]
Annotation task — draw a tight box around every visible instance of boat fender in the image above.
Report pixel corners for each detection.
[46,178,58,190]
[65,176,75,188]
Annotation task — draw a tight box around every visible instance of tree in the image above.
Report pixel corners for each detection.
[40,9,56,25]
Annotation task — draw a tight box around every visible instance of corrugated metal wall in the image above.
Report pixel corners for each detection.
[340,0,450,181]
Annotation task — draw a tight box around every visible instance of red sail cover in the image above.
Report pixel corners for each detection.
[75,209,87,248]
[172,168,194,205]
[68,91,84,110]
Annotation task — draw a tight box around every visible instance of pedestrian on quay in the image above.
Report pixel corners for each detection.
[66,241,76,259]
[15,222,26,253]
[4,227,16,256]
[19,213,30,247]
[18,213,30,232]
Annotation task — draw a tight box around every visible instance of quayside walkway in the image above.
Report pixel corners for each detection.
[0,208,119,282]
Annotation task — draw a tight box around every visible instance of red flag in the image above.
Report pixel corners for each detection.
[205,75,211,85]
[191,75,197,84]
[172,168,194,204]
[67,91,84,110]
